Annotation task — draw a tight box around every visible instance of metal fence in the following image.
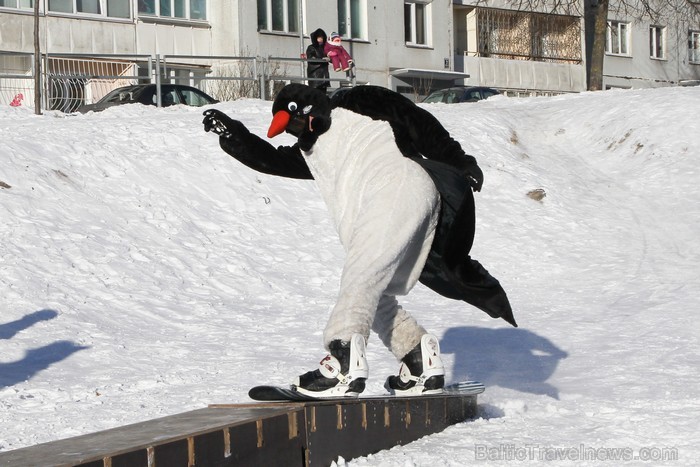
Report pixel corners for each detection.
[264,55,356,99]
[0,51,357,113]
[46,53,154,113]
[160,54,261,101]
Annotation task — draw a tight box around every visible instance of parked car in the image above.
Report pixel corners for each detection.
[77,84,218,113]
[422,86,500,104]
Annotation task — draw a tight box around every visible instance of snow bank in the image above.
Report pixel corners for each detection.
[1,87,699,465]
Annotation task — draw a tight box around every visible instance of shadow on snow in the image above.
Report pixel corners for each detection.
[441,326,568,400]
[0,309,89,388]
[0,309,59,340]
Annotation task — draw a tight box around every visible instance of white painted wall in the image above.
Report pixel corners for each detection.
[461,55,586,92]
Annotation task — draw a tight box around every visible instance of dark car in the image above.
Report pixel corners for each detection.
[77,84,218,113]
[422,86,500,104]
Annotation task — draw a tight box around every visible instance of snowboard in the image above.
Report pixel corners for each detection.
[248,380,484,402]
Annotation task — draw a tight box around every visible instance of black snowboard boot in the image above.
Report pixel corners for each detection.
[293,333,369,398]
[385,334,445,396]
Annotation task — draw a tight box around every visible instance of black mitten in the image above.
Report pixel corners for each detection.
[202,109,250,143]
[460,155,484,192]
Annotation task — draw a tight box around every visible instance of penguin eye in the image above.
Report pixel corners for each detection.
[302,105,313,115]
[287,102,298,112]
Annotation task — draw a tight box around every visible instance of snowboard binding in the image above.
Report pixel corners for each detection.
[293,333,369,398]
[385,334,445,396]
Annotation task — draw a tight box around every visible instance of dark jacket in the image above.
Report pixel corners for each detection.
[306,29,330,90]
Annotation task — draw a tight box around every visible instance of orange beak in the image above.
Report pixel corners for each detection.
[267,110,291,138]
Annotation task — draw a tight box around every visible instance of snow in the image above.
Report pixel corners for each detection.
[1,86,699,466]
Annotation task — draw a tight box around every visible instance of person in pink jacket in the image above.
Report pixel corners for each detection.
[324,32,354,72]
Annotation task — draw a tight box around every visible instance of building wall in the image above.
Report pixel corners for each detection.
[3,0,696,100]
[462,56,586,93]
[134,19,212,56]
[0,6,213,56]
[0,10,137,54]
[604,12,700,88]
[209,0,238,57]
[229,1,458,90]
[452,2,587,93]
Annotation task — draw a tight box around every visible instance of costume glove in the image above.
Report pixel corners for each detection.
[461,155,484,192]
[202,109,250,143]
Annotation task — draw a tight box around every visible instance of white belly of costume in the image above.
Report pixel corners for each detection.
[302,107,439,296]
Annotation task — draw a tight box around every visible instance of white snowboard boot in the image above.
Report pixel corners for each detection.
[385,334,445,396]
[293,333,369,398]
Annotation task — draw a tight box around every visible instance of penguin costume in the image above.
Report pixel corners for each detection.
[203,84,516,397]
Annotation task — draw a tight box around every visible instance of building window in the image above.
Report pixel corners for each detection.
[257,0,301,33]
[77,0,100,14]
[690,31,700,64]
[649,26,666,59]
[48,0,72,13]
[138,0,206,20]
[0,0,34,8]
[189,0,205,19]
[404,1,430,46]
[337,0,367,40]
[46,0,130,17]
[107,0,128,16]
[606,21,630,55]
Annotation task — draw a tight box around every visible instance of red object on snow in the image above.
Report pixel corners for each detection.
[10,93,24,107]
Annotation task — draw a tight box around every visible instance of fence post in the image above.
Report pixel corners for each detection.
[259,56,266,100]
[155,54,161,107]
[252,57,260,100]
[147,55,153,85]
[41,54,48,112]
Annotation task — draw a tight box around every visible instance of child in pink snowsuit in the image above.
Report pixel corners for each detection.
[324,32,354,72]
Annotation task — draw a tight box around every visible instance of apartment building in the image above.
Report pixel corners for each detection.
[602,0,700,88]
[453,0,586,95]
[1,1,697,110]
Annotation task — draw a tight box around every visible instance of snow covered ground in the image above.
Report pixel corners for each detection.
[1,86,698,466]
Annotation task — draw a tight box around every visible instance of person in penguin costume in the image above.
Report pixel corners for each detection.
[202,83,516,397]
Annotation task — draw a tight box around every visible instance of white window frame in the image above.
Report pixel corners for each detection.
[137,0,206,21]
[649,25,666,60]
[337,0,367,40]
[257,0,303,34]
[47,0,132,19]
[690,31,700,64]
[606,21,630,56]
[404,1,432,47]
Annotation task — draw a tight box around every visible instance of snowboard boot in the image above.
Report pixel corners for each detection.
[385,334,445,396]
[293,333,369,398]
